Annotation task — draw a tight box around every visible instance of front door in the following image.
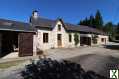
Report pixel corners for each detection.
[57,34,62,47]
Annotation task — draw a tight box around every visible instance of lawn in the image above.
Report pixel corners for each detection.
[0,60,24,69]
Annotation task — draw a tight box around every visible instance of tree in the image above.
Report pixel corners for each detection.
[104,22,115,40]
[89,15,96,28]
[79,20,83,25]
[94,10,103,29]
[74,33,80,46]
[79,17,90,26]
[84,17,88,25]
[78,10,104,29]
[116,23,119,34]
[78,10,118,41]
[115,23,119,40]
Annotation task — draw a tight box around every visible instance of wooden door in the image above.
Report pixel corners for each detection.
[18,33,34,57]
[57,34,62,47]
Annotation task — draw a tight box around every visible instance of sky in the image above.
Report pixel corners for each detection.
[0,0,119,24]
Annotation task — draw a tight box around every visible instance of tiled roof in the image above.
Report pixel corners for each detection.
[31,17,106,35]
[65,23,105,35]
[30,17,56,28]
[0,19,35,32]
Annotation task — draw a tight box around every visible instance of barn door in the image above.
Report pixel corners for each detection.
[18,33,33,57]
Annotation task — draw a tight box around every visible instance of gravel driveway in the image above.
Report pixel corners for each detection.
[46,43,119,59]
[0,42,119,79]
[45,42,119,78]
[68,54,119,78]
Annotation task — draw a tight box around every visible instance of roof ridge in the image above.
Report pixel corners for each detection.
[38,16,56,22]
[0,18,29,25]
[39,16,81,27]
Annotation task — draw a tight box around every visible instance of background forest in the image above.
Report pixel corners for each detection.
[78,10,119,41]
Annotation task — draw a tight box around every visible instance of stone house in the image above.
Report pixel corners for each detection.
[31,11,108,54]
[0,11,108,57]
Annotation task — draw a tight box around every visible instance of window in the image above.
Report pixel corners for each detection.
[58,34,62,40]
[101,38,104,42]
[69,34,72,42]
[58,24,61,31]
[43,33,48,43]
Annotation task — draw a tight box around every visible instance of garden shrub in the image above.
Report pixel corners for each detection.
[21,58,108,79]
[74,33,80,46]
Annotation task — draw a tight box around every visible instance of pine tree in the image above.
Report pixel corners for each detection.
[78,10,104,29]
[95,10,103,29]
[79,17,91,26]
[84,17,88,26]
[104,22,115,40]
[78,20,84,25]
[116,23,119,34]
[89,15,95,28]
[115,23,119,40]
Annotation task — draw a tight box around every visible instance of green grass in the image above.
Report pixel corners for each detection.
[0,60,24,69]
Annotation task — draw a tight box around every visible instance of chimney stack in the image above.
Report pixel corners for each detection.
[32,10,39,19]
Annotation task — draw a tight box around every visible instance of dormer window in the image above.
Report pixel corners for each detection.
[58,24,61,31]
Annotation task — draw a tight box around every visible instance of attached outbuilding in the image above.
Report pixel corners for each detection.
[0,19,35,58]
[79,25,108,46]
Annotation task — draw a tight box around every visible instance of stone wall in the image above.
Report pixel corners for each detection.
[33,20,80,51]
